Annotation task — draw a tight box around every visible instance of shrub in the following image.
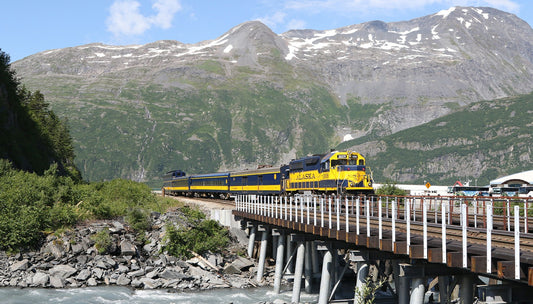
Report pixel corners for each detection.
[375,181,408,196]
[162,208,229,259]
[126,208,151,232]
[354,278,386,304]
[91,228,113,254]
[0,160,181,251]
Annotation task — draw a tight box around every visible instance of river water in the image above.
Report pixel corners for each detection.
[0,286,319,304]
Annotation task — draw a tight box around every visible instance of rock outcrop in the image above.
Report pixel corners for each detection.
[0,212,269,290]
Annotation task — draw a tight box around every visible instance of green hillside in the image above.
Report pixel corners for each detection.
[30,70,361,184]
[340,92,533,185]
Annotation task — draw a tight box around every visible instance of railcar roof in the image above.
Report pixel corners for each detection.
[231,167,280,176]
[189,172,230,178]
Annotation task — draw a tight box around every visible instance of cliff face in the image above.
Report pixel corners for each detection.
[11,7,533,183]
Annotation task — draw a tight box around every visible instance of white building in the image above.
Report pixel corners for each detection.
[489,170,533,197]
[374,183,449,196]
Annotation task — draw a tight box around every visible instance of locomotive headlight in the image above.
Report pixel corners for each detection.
[350,182,355,187]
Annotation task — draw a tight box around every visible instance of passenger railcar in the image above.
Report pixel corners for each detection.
[189,172,231,199]
[162,170,188,196]
[230,167,282,195]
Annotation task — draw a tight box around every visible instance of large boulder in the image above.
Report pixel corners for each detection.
[120,240,137,256]
[222,256,254,275]
[31,272,49,287]
[50,275,65,288]
[10,259,29,272]
[76,269,91,281]
[49,264,77,279]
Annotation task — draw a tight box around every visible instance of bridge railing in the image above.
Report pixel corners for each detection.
[235,194,533,232]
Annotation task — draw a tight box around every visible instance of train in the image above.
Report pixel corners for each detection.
[162,150,374,198]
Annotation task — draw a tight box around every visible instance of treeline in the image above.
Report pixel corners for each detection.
[0,49,79,179]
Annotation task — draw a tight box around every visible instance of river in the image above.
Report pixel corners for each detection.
[0,286,319,304]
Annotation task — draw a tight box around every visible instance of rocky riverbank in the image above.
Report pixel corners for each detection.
[0,210,273,291]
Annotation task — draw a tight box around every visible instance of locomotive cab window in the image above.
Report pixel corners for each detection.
[358,159,364,165]
[348,158,358,165]
[331,159,345,167]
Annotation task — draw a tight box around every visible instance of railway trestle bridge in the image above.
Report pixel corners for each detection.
[232,194,533,304]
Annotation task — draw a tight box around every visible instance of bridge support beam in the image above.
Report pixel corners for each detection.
[304,241,313,293]
[311,241,320,275]
[247,224,256,258]
[256,226,269,282]
[286,234,294,275]
[438,276,449,304]
[273,229,285,294]
[459,274,474,304]
[272,235,278,260]
[397,263,427,304]
[292,241,306,303]
[318,244,333,304]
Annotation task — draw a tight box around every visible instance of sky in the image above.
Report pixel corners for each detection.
[1,0,532,62]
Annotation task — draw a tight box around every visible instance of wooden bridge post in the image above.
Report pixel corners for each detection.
[461,204,467,268]
[487,202,493,274]
[442,201,447,265]
[392,199,396,248]
[406,197,411,255]
[356,197,360,236]
[329,196,332,229]
[515,205,520,280]
[345,196,349,233]
[313,197,317,226]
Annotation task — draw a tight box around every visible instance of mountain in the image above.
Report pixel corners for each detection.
[11,6,533,184]
[339,92,533,185]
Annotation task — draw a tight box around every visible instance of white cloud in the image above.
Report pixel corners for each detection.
[257,11,287,29]
[286,19,307,30]
[151,0,182,28]
[107,0,182,36]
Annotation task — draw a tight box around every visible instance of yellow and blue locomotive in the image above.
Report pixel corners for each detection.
[162,150,374,197]
[282,150,373,195]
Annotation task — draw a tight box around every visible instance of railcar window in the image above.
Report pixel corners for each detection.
[359,159,364,165]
